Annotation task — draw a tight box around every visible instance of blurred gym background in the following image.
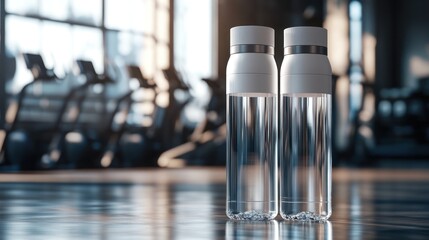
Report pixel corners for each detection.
[0,0,428,171]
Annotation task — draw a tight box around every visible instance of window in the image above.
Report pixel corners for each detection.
[105,0,146,32]
[5,16,41,93]
[103,0,170,106]
[3,0,171,128]
[7,0,102,25]
[72,26,103,73]
[40,0,70,21]
[6,0,38,15]
[4,0,170,94]
[70,0,102,26]
[174,0,217,125]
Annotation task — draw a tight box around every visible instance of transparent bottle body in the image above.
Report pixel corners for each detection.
[227,93,278,220]
[280,93,332,221]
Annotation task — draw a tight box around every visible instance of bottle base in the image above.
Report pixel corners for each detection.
[227,210,277,221]
[280,211,330,222]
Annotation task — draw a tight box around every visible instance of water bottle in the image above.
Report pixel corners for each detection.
[226,26,278,220]
[279,26,332,221]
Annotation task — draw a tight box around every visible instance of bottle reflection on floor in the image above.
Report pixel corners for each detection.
[225,220,333,240]
[225,220,279,240]
[280,221,332,240]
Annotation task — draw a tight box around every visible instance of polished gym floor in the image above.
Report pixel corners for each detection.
[0,167,429,239]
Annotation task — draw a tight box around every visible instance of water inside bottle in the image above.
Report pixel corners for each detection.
[280,93,332,221]
[227,93,278,220]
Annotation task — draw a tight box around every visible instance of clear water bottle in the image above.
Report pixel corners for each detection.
[279,26,332,221]
[226,26,278,220]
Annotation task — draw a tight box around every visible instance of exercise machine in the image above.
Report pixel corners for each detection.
[0,53,58,169]
[118,67,193,166]
[157,77,226,167]
[42,59,116,168]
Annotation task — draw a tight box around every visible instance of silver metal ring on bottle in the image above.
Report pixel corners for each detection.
[230,44,274,55]
[284,45,327,55]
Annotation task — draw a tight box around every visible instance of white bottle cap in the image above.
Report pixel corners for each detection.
[230,26,274,47]
[284,26,327,47]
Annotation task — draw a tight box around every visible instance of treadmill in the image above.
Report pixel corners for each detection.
[0,53,58,169]
[41,60,114,168]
